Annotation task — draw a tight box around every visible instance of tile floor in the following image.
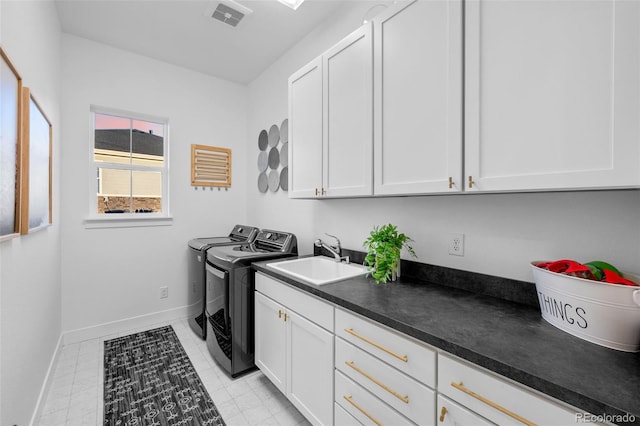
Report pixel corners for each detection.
[35,318,310,426]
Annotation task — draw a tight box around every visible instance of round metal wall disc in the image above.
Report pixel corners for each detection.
[268,170,280,192]
[268,147,280,169]
[280,119,289,143]
[268,124,280,147]
[280,142,288,167]
[257,151,268,172]
[258,129,268,151]
[257,172,268,193]
[280,166,288,191]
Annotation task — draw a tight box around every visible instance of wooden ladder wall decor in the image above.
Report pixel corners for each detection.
[191,144,231,188]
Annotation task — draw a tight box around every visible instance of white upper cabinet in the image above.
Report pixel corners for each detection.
[323,23,373,197]
[465,0,640,192]
[288,24,373,198]
[288,57,323,198]
[289,0,639,197]
[373,0,463,195]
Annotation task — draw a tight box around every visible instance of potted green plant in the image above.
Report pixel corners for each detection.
[363,224,417,284]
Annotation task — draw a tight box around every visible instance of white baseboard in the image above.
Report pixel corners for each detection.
[29,333,64,426]
[62,305,191,345]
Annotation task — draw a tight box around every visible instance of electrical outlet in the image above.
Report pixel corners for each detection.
[160,286,169,299]
[449,233,464,256]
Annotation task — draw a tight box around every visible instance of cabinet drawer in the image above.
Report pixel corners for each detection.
[335,308,436,387]
[437,394,494,426]
[438,353,579,425]
[335,371,412,426]
[256,272,333,331]
[335,402,363,426]
[336,338,434,425]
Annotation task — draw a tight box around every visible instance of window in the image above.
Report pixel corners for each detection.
[88,107,170,226]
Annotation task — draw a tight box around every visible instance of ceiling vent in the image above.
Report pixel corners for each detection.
[207,0,253,28]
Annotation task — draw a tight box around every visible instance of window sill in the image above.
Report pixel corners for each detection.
[84,215,173,229]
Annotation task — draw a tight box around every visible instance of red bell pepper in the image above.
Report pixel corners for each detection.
[602,269,639,287]
[538,259,590,274]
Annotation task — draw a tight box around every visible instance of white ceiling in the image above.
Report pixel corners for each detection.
[55,0,349,84]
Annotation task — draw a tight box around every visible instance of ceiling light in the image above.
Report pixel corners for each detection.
[278,0,305,10]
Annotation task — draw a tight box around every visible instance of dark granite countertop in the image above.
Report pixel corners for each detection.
[253,256,640,425]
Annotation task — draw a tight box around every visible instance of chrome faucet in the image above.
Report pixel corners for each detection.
[314,233,349,263]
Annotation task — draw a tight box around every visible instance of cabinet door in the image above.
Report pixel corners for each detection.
[288,57,323,198]
[287,310,334,426]
[323,23,373,197]
[254,292,286,393]
[465,0,640,192]
[374,0,463,195]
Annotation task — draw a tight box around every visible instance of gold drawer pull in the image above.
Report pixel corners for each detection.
[439,406,448,422]
[344,328,408,363]
[343,395,383,426]
[451,382,537,426]
[346,361,409,404]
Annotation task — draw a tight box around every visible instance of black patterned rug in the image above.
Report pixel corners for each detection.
[104,325,225,425]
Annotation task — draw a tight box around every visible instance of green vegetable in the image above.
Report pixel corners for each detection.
[585,261,621,276]
[363,224,417,284]
[586,264,604,281]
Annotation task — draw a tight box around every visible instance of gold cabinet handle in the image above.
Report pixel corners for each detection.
[343,395,382,426]
[314,188,319,196]
[448,177,454,189]
[321,187,326,196]
[278,309,282,319]
[284,312,288,322]
[439,406,448,422]
[344,328,408,363]
[346,361,409,404]
[468,176,475,188]
[451,382,536,426]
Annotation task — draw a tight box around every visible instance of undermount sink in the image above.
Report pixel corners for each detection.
[267,256,369,285]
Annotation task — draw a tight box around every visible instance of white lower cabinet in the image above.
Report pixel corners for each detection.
[335,308,436,425]
[287,310,334,425]
[336,338,434,424]
[254,273,334,426]
[438,353,580,426]
[254,291,287,393]
[335,371,412,426]
[437,395,494,426]
[335,308,436,388]
[256,274,599,426]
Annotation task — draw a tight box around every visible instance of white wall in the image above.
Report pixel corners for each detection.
[247,1,640,282]
[0,1,62,425]
[60,35,248,334]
